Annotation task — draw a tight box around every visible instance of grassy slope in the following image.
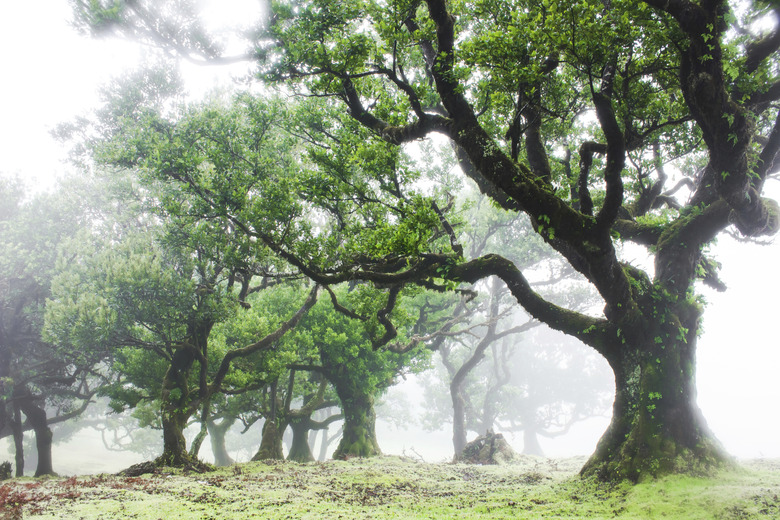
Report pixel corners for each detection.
[2,456,779,519]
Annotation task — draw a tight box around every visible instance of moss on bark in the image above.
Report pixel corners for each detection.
[581,304,732,481]
[332,393,381,459]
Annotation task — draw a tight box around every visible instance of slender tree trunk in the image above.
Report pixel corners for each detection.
[189,419,208,460]
[207,418,235,467]
[450,276,502,457]
[287,418,315,462]
[332,391,381,459]
[581,307,729,481]
[317,426,341,461]
[158,349,196,467]
[451,387,468,455]
[12,403,24,477]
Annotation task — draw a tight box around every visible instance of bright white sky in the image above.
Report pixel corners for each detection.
[1,1,778,463]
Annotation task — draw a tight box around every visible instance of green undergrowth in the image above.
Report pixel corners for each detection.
[2,456,778,519]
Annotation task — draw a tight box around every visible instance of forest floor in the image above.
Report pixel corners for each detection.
[1,455,779,519]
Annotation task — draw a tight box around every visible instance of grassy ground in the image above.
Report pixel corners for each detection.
[2,456,778,519]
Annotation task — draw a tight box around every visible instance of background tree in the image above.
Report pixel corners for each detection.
[45,171,318,468]
[0,176,106,476]
[287,286,431,459]
[424,325,613,457]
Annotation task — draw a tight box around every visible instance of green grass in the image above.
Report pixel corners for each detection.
[3,456,779,519]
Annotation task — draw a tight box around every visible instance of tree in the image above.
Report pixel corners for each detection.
[73,0,780,481]
[45,173,318,468]
[424,324,613,457]
[287,287,430,459]
[0,176,103,476]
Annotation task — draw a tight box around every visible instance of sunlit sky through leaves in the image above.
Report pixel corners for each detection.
[0,1,779,463]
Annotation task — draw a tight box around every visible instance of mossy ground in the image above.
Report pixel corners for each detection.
[2,456,778,519]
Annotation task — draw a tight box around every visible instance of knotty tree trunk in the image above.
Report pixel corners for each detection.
[581,292,728,481]
[332,391,380,459]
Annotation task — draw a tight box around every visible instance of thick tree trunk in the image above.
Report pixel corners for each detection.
[332,392,381,459]
[581,309,730,481]
[287,418,315,462]
[252,418,285,461]
[522,427,544,457]
[19,401,54,477]
[160,406,192,467]
[207,418,235,467]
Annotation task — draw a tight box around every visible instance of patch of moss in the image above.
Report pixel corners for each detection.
[5,457,779,519]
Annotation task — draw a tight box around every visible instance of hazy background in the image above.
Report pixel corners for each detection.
[1,1,778,474]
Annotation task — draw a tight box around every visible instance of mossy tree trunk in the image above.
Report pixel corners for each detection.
[332,391,380,459]
[207,418,235,467]
[158,348,196,467]
[252,417,285,461]
[287,418,315,462]
[580,299,728,481]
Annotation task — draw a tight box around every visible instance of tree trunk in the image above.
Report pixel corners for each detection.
[19,400,54,477]
[522,427,544,457]
[160,406,191,467]
[158,349,196,467]
[451,387,468,455]
[207,418,235,467]
[252,418,285,461]
[317,426,341,461]
[12,403,24,477]
[332,392,381,459]
[581,308,729,481]
[287,418,315,462]
[189,419,208,460]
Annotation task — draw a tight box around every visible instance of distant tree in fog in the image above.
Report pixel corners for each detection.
[0,176,108,476]
[423,325,613,457]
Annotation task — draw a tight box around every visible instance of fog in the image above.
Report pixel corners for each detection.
[2,2,779,475]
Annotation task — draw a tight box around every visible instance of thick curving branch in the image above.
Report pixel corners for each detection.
[340,77,449,145]
[448,254,613,356]
[745,8,780,74]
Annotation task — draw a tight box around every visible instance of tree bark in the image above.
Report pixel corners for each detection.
[332,392,381,459]
[12,403,24,477]
[581,305,729,481]
[252,418,285,461]
[19,400,54,477]
[287,418,315,462]
[160,405,192,467]
[207,418,235,467]
[158,349,196,467]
